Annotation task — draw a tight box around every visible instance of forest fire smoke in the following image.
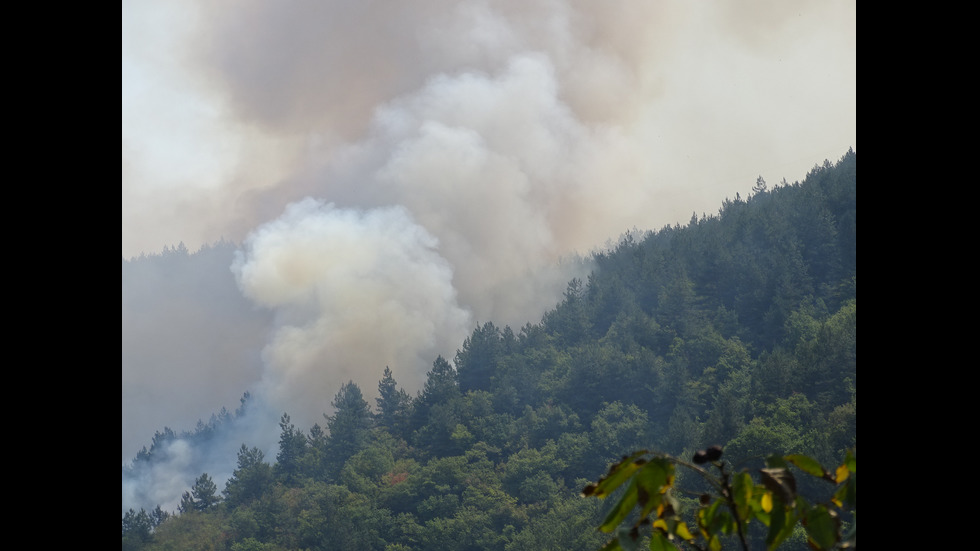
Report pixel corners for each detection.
[122,0,856,514]
[230,199,473,422]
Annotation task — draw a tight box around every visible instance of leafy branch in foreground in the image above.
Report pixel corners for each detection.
[582,446,856,550]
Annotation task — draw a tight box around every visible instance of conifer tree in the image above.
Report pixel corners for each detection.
[455,322,503,393]
[325,380,373,477]
[275,413,308,484]
[375,366,411,432]
[178,473,219,512]
[411,355,459,431]
[222,444,272,507]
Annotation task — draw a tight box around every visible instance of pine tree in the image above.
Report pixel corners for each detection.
[375,366,411,432]
[455,322,503,393]
[324,381,373,477]
[222,444,273,507]
[191,473,219,511]
[411,355,460,431]
[275,413,308,484]
[150,505,170,527]
[121,508,153,545]
[176,473,219,513]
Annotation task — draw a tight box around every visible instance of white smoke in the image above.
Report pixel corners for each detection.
[318,52,643,322]
[231,198,474,419]
[122,401,281,514]
[122,439,197,514]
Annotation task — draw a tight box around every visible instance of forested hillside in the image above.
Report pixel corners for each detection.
[123,149,855,551]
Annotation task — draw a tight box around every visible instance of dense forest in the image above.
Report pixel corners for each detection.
[123,149,855,550]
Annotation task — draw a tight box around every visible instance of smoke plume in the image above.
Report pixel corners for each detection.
[231,199,474,419]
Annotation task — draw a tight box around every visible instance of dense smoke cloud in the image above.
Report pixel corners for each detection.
[122,0,856,514]
[231,199,473,418]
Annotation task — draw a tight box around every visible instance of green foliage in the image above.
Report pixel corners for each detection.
[144,507,231,551]
[582,446,855,550]
[411,355,461,431]
[223,444,274,508]
[274,413,308,484]
[191,473,220,510]
[178,473,220,513]
[587,402,652,470]
[376,366,412,433]
[324,380,374,478]
[340,437,397,496]
[229,538,277,551]
[502,442,566,502]
[122,508,155,550]
[457,321,506,393]
[505,493,608,551]
[543,278,591,347]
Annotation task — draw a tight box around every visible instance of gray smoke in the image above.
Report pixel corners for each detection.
[122,0,856,514]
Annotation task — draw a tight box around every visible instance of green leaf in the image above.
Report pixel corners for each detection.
[585,451,649,498]
[634,458,672,520]
[699,499,733,536]
[649,531,679,551]
[748,484,772,524]
[803,504,839,550]
[764,496,799,550]
[731,471,754,520]
[832,475,856,510]
[600,479,639,533]
[784,454,828,479]
[765,501,786,549]
[698,499,722,535]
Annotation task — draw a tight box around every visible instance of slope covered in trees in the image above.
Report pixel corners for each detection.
[123,150,855,550]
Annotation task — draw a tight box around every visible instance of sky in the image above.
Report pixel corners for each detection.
[121,0,855,513]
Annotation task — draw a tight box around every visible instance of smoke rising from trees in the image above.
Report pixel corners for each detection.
[122,0,855,514]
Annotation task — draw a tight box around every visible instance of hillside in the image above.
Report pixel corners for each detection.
[123,149,855,551]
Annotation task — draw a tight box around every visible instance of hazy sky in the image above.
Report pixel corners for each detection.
[122,0,855,512]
